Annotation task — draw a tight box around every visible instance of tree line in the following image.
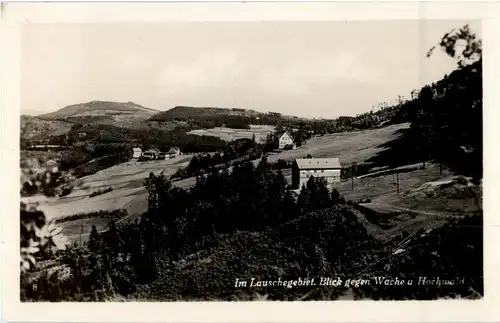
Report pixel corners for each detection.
[21,156,349,300]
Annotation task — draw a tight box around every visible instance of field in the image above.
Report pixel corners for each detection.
[335,163,481,241]
[21,156,192,220]
[266,123,410,166]
[187,125,275,143]
[20,115,74,140]
[22,122,462,245]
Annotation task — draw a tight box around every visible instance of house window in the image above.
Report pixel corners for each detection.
[321,170,324,173]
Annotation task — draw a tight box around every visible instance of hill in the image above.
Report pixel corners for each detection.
[187,125,275,143]
[149,106,262,121]
[20,115,73,140]
[39,101,157,119]
[37,101,158,129]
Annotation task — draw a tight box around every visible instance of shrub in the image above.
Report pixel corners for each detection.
[89,187,113,198]
[54,209,127,225]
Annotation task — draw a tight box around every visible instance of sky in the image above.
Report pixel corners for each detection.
[21,20,481,119]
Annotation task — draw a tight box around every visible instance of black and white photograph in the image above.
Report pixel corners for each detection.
[9,5,487,307]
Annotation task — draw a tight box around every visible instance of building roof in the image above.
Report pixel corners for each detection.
[277,130,292,138]
[132,147,142,152]
[294,158,342,170]
[144,148,161,154]
[167,147,180,153]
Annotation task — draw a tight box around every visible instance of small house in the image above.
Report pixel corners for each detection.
[292,157,342,190]
[166,147,181,158]
[142,148,161,160]
[277,131,295,150]
[131,147,142,159]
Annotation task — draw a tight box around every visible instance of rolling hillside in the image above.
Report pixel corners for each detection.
[265,123,410,165]
[21,115,73,140]
[37,101,159,129]
[39,101,157,119]
[149,106,262,121]
[149,105,299,122]
[21,123,409,225]
[187,125,275,143]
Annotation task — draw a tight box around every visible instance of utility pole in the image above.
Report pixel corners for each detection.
[351,162,356,191]
[396,171,400,193]
[80,219,83,246]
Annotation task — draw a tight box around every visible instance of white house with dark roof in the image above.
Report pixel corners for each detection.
[292,157,342,189]
[167,147,181,157]
[278,131,295,150]
[131,147,142,159]
[142,148,161,160]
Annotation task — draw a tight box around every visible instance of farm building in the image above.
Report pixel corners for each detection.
[142,148,161,160]
[292,157,342,190]
[131,147,142,159]
[167,147,181,157]
[277,131,295,150]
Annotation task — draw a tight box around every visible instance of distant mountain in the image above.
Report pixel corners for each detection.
[21,115,73,140]
[149,106,264,121]
[36,101,159,129]
[39,101,157,119]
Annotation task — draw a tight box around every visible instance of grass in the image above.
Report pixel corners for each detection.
[187,125,275,143]
[331,163,482,242]
[335,163,451,203]
[21,156,193,220]
[57,209,128,245]
[265,123,410,166]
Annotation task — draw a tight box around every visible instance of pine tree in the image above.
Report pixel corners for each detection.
[86,225,107,290]
[297,184,310,215]
[88,225,101,254]
[282,190,298,223]
[128,224,144,283]
[314,177,331,209]
[105,221,120,250]
[256,155,270,175]
[331,188,345,205]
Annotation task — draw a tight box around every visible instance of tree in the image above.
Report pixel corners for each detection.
[88,225,101,254]
[330,188,345,205]
[20,162,70,273]
[297,184,310,214]
[282,190,299,223]
[256,155,270,175]
[427,24,482,68]
[311,177,330,210]
[424,24,482,178]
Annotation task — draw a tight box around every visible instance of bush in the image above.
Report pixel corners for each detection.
[54,209,127,225]
[89,187,113,198]
[272,159,290,170]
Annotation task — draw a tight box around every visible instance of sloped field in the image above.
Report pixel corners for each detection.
[266,123,410,166]
[21,155,193,221]
[187,125,275,143]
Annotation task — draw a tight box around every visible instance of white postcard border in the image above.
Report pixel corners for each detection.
[2,2,500,322]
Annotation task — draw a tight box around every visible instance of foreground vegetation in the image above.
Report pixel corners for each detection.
[21,155,482,301]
